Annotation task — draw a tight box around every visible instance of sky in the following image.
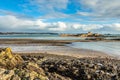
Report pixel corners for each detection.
[0,0,120,34]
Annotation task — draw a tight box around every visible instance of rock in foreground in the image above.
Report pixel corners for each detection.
[0,48,23,69]
[0,48,48,80]
[41,58,120,80]
[22,54,120,80]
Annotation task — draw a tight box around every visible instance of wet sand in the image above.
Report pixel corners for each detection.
[14,45,110,58]
[0,38,119,44]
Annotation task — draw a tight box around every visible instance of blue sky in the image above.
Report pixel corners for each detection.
[0,0,120,33]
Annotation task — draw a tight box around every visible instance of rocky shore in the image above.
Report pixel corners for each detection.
[60,32,104,37]
[0,48,120,80]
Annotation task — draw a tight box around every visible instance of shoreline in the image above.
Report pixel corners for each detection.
[0,39,117,59]
[0,38,120,44]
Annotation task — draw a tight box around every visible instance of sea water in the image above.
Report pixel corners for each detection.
[0,34,85,40]
[67,42,120,56]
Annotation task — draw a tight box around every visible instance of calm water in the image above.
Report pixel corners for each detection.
[67,42,120,56]
[0,44,67,53]
[0,34,85,40]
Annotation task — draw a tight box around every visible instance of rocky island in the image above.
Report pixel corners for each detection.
[0,48,120,80]
[60,32,104,37]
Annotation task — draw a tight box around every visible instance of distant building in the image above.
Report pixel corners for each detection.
[87,32,93,35]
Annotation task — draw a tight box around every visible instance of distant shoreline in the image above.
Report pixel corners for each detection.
[0,32,59,35]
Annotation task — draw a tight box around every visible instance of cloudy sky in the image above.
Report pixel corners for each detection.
[0,0,120,33]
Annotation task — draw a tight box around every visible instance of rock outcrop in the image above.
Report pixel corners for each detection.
[41,58,120,80]
[60,32,104,37]
[0,48,23,69]
[0,48,48,80]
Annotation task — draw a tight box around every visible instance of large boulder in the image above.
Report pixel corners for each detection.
[27,62,48,80]
[0,48,23,69]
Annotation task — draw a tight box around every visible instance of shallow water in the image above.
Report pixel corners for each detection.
[67,42,120,56]
[0,44,70,53]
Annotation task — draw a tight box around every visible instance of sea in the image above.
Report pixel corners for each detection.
[0,33,120,56]
[67,42,120,56]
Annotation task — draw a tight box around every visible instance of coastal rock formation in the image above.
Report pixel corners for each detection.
[41,58,120,80]
[60,32,104,37]
[0,48,23,69]
[0,48,48,80]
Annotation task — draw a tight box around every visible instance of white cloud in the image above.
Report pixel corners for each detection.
[72,23,120,32]
[82,24,103,31]
[72,24,103,31]
[0,15,120,33]
[0,15,68,31]
[28,0,68,13]
[72,24,83,29]
[0,15,47,31]
[109,23,120,31]
[20,0,120,21]
[79,0,120,18]
[35,19,49,29]
[0,15,34,29]
[49,22,67,31]
[21,0,69,19]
